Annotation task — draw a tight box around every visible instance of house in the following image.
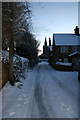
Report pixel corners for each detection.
[52,26,80,70]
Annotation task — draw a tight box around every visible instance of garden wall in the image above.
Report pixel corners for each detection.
[52,64,72,71]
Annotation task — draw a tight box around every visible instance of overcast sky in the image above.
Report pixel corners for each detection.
[30,2,78,54]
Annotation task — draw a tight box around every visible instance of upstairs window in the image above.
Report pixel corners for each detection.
[61,46,68,53]
[72,46,77,52]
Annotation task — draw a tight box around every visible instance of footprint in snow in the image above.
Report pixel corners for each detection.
[61,104,71,112]
[61,103,66,108]
[10,112,15,116]
[24,101,28,104]
[18,98,22,101]
[66,108,70,111]
[52,97,56,101]
[59,82,62,87]
[18,104,20,107]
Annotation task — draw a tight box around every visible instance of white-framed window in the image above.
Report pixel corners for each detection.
[61,46,68,53]
[64,58,68,63]
[72,46,77,52]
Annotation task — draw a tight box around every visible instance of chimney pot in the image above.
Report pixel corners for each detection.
[74,26,79,35]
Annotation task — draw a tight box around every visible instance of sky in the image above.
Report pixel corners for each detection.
[30,2,78,55]
[78,1,80,47]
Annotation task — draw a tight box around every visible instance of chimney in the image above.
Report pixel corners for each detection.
[49,38,51,46]
[74,26,79,35]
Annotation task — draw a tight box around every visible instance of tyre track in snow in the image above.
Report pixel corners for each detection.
[31,65,50,118]
[31,63,57,118]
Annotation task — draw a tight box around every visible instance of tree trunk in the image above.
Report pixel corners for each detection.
[9,3,14,86]
[9,36,14,85]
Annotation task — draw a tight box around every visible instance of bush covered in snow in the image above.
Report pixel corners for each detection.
[1,50,29,83]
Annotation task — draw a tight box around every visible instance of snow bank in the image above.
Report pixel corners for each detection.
[38,61,49,65]
[56,61,72,66]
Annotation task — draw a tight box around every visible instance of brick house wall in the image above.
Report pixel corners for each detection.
[53,45,80,63]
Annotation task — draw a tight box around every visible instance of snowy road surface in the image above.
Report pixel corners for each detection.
[2,62,78,118]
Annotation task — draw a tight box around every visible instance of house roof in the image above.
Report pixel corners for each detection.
[54,34,80,46]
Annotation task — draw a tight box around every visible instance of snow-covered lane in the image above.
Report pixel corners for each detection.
[2,62,78,118]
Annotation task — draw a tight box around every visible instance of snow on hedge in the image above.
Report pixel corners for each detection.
[1,50,29,83]
[1,50,29,65]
